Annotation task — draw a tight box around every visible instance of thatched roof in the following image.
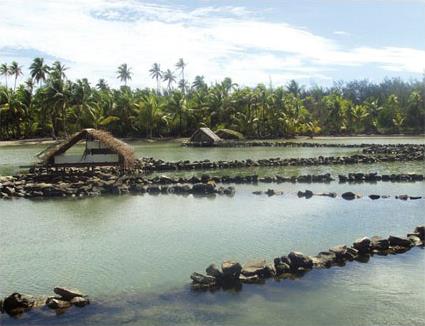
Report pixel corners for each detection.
[190,127,222,143]
[40,129,136,169]
[215,128,244,140]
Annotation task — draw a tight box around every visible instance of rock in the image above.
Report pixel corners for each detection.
[190,273,217,289]
[46,298,72,310]
[53,287,84,301]
[409,196,422,200]
[329,245,347,261]
[345,247,359,260]
[397,194,409,200]
[2,292,35,316]
[304,190,313,199]
[239,274,263,284]
[407,235,422,246]
[206,264,222,278]
[342,192,358,200]
[352,237,371,253]
[221,260,242,279]
[253,191,262,195]
[414,226,425,240]
[388,236,412,247]
[275,262,291,274]
[288,251,313,270]
[369,194,380,200]
[265,189,275,196]
[389,246,410,254]
[312,252,336,268]
[370,236,389,250]
[241,260,273,278]
[70,296,90,307]
[191,183,216,194]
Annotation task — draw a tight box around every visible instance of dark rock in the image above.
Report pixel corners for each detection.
[342,192,358,200]
[206,264,222,278]
[53,287,84,301]
[370,236,389,250]
[265,189,275,196]
[190,272,216,286]
[221,261,242,279]
[414,226,425,240]
[288,251,313,270]
[397,194,409,200]
[388,236,412,247]
[409,196,422,200]
[2,293,34,316]
[369,194,380,200]
[46,298,72,310]
[353,237,371,253]
[70,296,90,307]
[329,245,347,261]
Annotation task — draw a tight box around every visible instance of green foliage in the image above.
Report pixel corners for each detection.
[0,58,424,141]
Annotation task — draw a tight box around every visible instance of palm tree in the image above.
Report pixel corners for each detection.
[149,63,162,94]
[163,69,176,91]
[117,63,132,86]
[176,58,187,93]
[9,61,23,90]
[0,63,8,88]
[30,57,49,85]
[192,75,206,91]
[50,61,68,80]
[96,78,109,91]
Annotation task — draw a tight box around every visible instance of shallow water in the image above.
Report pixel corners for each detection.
[0,136,425,325]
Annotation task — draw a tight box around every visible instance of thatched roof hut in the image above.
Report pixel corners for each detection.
[189,127,222,144]
[40,129,136,169]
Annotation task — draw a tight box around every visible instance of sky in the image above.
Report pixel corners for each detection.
[0,0,424,89]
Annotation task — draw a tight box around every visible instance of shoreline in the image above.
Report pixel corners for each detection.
[0,134,424,147]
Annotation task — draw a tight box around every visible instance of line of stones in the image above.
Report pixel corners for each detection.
[190,226,425,290]
[184,141,424,149]
[1,170,424,199]
[141,150,424,172]
[0,287,89,318]
[146,173,424,185]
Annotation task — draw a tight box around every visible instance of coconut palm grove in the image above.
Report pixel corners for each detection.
[0,57,424,141]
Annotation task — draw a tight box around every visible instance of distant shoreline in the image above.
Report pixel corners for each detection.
[0,134,423,147]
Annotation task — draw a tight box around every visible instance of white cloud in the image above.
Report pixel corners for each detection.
[0,0,424,88]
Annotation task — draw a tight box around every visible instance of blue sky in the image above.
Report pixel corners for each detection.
[0,0,424,88]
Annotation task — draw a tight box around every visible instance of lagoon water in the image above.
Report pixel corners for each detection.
[0,137,424,325]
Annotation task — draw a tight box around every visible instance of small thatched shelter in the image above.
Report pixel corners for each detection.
[189,128,222,144]
[40,129,136,169]
[215,129,244,140]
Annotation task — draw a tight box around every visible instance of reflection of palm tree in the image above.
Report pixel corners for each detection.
[9,61,23,90]
[163,69,176,91]
[117,63,132,86]
[149,63,162,94]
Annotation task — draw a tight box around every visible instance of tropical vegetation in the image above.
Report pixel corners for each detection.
[0,57,424,140]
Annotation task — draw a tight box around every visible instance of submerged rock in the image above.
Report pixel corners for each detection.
[70,296,90,308]
[46,298,71,310]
